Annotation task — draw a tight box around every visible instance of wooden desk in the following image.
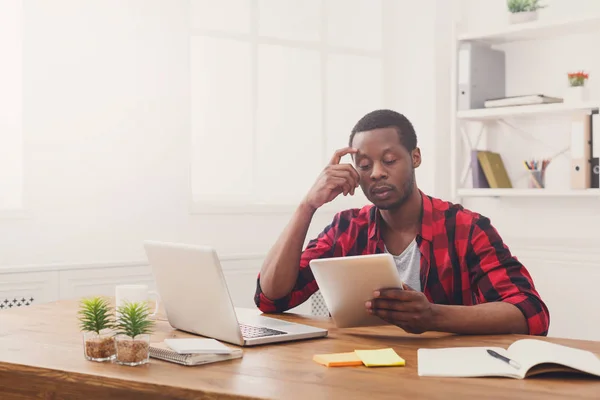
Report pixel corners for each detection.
[1,300,599,399]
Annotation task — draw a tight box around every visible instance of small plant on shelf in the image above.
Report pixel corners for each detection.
[568,71,589,87]
[507,0,545,13]
[77,296,116,362]
[507,0,545,24]
[565,71,590,102]
[114,301,155,366]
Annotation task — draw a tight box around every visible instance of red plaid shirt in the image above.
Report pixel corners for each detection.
[254,191,550,336]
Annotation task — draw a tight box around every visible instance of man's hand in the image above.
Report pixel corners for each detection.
[365,284,437,334]
[303,147,360,211]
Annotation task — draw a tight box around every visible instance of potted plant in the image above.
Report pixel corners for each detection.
[114,301,155,366]
[77,296,116,362]
[507,0,545,24]
[565,71,590,102]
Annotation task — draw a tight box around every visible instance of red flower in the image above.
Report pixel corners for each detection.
[567,71,589,86]
[568,71,589,79]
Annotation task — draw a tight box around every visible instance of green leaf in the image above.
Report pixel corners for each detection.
[507,0,545,12]
[77,296,115,334]
[114,301,155,339]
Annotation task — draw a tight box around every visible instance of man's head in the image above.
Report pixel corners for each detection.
[349,109,421,210]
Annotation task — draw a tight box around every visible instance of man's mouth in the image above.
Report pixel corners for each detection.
[370,185,394,199]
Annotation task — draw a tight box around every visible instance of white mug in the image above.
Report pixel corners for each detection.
[115,284,159,318]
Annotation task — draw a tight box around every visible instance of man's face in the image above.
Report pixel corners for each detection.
[351,127,420,210]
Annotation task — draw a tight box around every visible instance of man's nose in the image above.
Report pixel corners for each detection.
[370,162,387,181]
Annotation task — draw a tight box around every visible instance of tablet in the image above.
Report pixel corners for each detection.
[309,253,404,328]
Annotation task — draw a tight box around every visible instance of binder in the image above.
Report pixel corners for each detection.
[457,42,505,110]
[591,111,600,188]
[570,113,592,189]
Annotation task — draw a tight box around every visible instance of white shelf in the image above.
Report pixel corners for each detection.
[451,15,600,201]
[457,101,600,121]
[458,15,600,44]
[458,189,600,198]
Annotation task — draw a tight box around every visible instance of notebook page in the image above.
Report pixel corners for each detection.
[507,339,600,377]
[418,346,520,378]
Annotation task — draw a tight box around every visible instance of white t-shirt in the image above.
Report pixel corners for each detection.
[385,239,422,292]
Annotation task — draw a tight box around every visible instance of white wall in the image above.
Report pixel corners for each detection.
[0,0,334,266]
[1,0,193,265]
[0,0,450,268]
[0,0,398,315]
[0,0,23,211]
[189,0,383,208]
[383,0,451,198]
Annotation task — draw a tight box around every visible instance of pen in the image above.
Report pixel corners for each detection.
[487,349,521,369]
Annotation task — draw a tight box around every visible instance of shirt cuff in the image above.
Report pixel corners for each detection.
[502,293,549,336]
[254,277,291,313]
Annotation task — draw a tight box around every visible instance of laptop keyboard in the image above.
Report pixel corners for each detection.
[239,323,286,339]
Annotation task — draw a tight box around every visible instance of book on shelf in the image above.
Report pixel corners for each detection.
[149,342,243,366]
[471,150,490,188]
[474,150,512,188]
[418,338,600,380]
[484,94,563,108]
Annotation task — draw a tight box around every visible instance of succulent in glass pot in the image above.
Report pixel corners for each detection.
[77,296,116,362]
[114,301,155,366]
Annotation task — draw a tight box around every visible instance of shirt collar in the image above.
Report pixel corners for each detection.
[419,190,433,242]
[368,190,433,242]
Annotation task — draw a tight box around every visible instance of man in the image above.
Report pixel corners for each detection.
[254,109,549,336]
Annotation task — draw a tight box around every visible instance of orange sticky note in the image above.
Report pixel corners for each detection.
[313,352,364,367]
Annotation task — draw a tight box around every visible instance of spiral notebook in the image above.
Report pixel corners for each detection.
[149,342,243,366]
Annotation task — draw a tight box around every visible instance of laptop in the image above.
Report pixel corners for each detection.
[143,240,328,346]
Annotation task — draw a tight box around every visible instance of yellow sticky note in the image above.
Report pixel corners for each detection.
[354,348,405,367]
[313,352,364,367]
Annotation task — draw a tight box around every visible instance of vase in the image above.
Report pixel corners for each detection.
[564,85,588,103]
[115,334,150,366]
[82,331,116,362]
[528,170,545,189]
[508,11,538,24]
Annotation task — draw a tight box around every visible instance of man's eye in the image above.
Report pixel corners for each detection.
[383,159,396,165]
[358,164,370,170]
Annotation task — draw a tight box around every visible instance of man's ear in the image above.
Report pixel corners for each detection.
[412,147,421,168]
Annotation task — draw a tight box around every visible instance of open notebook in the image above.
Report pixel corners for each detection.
[418,339,600,379]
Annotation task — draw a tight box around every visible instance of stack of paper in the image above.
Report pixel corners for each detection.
[313,348,405,367]
[164,338,234,354]
[355,348,405,367]
[313,352,364,367]
[150,338,242,366]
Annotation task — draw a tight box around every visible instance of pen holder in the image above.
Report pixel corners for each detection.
[528,170,545,189]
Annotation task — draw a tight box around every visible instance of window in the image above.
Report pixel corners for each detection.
[0,0,23,211]
[190,0,384,212]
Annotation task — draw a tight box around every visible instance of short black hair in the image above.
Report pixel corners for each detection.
[349,109,417,151]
